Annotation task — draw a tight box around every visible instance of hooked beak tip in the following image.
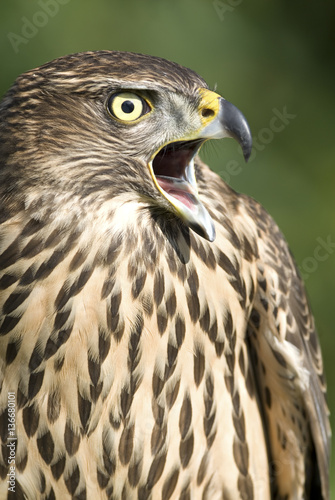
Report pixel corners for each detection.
[219,98,252,162]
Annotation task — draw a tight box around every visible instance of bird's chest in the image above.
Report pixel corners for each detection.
[0,227,269,499]
[83,242,268,498]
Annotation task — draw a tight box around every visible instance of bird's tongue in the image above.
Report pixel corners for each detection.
[155,176,198,211]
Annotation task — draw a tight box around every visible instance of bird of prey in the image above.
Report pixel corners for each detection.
[0,51,330,500]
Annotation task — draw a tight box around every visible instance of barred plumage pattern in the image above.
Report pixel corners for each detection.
[0,51,330,499]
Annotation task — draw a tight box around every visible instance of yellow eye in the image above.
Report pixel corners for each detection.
[108,92,149,122]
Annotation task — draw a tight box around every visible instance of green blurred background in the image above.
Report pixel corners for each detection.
[1,0,334,493]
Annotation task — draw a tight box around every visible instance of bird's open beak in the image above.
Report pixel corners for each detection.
[148,89,252,242]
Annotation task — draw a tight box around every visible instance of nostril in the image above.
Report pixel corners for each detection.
[201,108,215,118]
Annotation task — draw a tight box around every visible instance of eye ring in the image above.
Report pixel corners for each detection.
[107,92,150,122]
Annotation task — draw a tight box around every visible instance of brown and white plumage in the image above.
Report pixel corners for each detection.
[0,51,330,499]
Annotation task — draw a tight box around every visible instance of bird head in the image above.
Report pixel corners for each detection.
[0,51,251,241]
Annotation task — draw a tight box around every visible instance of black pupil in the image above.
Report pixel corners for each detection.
[121,100,135,114]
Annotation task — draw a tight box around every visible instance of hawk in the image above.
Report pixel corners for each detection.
[0,51,330,499]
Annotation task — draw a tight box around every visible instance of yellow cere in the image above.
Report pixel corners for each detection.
[198,88,221,127]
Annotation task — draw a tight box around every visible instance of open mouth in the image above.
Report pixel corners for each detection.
[151,139,203,211]
[148,138,215,241]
